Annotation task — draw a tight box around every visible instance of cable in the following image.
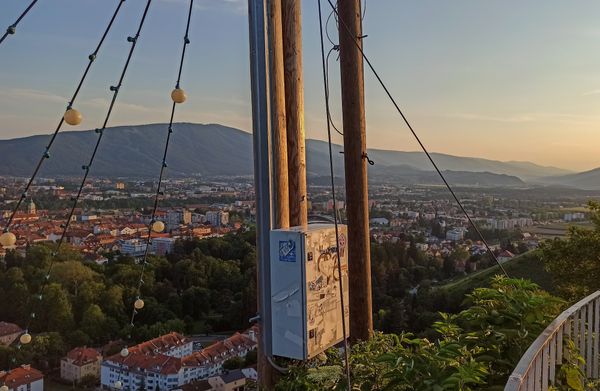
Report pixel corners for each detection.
[128,0,194,335]
[318,1,351,389]
[325,47,343,137]
[14,0,154,353]
[324,0,509,277]
[2,0,127,235]
[0,0,40,46]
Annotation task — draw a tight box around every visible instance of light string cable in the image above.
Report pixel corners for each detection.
[127,0,195,337]
[2,0,127,235]
[0,0,40,46]
[13,0,154,356]
[324,0,509,277]
[317,0,351,389]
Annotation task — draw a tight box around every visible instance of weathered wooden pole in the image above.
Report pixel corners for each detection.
[270,0,290,230]
[337,0,373,341]
[282,0,308,227]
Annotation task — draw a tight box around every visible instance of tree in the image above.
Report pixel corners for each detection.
[540,201,600,300]
[81,305,108,343]
[34,283,74,334]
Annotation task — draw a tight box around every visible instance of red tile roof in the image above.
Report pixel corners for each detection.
[0,322,22,337]
[65,347,101,366]
[0,365,43,389]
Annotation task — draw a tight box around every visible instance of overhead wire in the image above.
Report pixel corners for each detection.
[324,0,509,277]
[13,0,155,357]
[317,0,351,389]
[2,0,127,235]
[0,0,40,46]
[128,0,195,337]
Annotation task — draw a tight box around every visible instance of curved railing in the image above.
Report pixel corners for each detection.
[505,290,600,390]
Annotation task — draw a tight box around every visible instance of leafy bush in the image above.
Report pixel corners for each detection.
[277,277,563,390]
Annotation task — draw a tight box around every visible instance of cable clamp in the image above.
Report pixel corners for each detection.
[362,152,375,165]
[184,37,190,44]
[249,313,260,323]
[88,54,96,61]
[127,36,137,43]
[6,25,16,35]
[110,85,120,92]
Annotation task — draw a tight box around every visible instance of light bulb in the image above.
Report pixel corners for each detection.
[1,385,9,391]
[134,299,145,310]
[151,220,165,233]
[114,380,123,389]
[0,232,16,247]
[20,333,32,345]
[64,108,83,126]
[171,88,187,104]
[120,347,129,357]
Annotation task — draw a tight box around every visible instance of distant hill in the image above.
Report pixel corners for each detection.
[0,123,567,186]
[539,167,600,190]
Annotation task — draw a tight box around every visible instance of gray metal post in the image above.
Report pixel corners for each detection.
[248,0,274,385]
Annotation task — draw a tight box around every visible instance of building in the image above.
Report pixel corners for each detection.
[119,239,147,258]
[207,369,248,391]
[61,347,102,383]
[101,329,257,391]
[205,211,229,227]
[0,365,44,391]
[0,322,23,347]
[152,237,176,255]
[446,228,465,242]
[497,250,515,263]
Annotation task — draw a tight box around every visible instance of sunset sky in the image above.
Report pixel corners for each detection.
[1,0,600,171]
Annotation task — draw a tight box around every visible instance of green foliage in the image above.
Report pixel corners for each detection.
[540,200,600,300]
[223,356,245,370]
[277,277,563,390]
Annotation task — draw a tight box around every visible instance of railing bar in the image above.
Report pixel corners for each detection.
[535,354,542,391]
[557,324,563,364]
[579,305,586,371]
[527,358,536,391]
[541,342,549,391]
[549,332,556,384]
[587,302,593,378]
[592,299,600,379]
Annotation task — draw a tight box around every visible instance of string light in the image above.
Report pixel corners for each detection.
[0,231,16,247]
[114,380,123,389]
[0,385,8,391]
[120,347,130,357]
[151,220,165,233]
[19,332,32,345]
[2,0,127,238]
[0,0,40,46]
[127,0,194,336]
[63,108,83,126]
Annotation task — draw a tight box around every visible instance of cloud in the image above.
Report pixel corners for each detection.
[448,112,600,125]
[0,88,66,104]
[80,98,154,113]
[158,0,245,13]
[582,89,600,96]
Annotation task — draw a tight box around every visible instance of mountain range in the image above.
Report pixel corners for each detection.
[0,123,596,189]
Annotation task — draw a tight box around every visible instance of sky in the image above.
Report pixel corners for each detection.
[1,0,600,171]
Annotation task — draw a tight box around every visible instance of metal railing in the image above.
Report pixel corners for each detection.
[505,290,600,390]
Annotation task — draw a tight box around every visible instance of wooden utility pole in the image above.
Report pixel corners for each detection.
[270,0,290,230]
[337,0,373,341]
[282,0,308,227]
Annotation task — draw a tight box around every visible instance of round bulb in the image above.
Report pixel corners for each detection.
[120,347,129,357]
[134,299,145,310]
[1,385,9,391]
[114,380,123,389]
[20,333,32,345]
[171,88,187,104]
[64,108,83,126]
[0,232,16,247]
[152,220,165,233]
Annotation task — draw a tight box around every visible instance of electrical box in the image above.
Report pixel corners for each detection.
[270,224,350,360]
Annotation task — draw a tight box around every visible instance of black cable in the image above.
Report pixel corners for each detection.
[325,47,343,137]
[129,0,194,332]
[0,0,40,46]
[2,0,127,234]
[18,0,154,343]
[318,1,351,389]
[325,0,509,277]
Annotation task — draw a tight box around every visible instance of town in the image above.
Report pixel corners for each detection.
[0,175,597,390]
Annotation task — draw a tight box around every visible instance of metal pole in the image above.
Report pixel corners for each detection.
[248,0,275,388]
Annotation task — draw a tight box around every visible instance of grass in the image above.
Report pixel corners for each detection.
[438,250,555,296]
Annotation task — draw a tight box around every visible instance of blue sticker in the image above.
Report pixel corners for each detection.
[279,240,296,262]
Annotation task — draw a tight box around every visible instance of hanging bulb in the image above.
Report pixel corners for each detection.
[114,380,123,389]
[134,298,145,310]
[0,385,8,391]
[0,232,16,247]
[64,108,83,126]
[20,332,32,345]
[120,347,129,357]
[151,220,165,233]
[171,88,187,104]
